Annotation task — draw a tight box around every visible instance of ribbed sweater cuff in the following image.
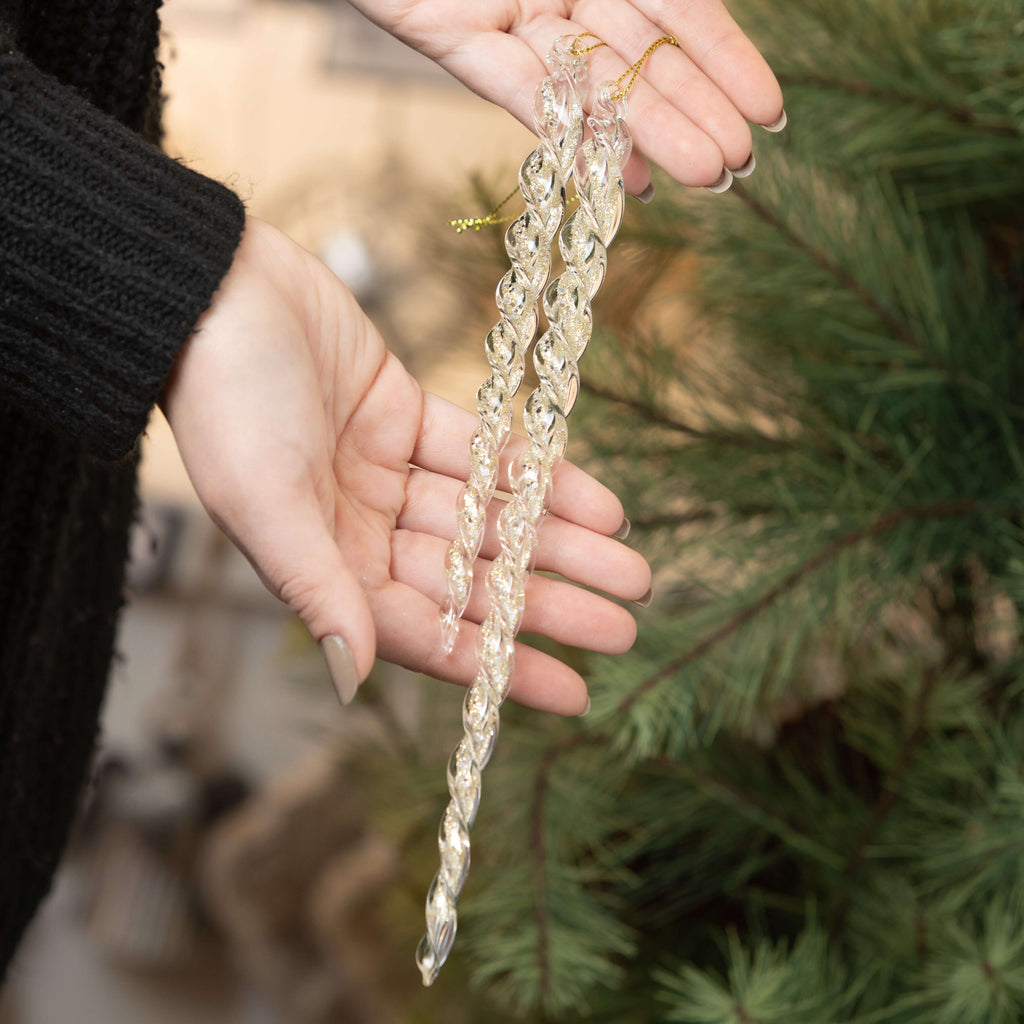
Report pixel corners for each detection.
[0,47,246,460]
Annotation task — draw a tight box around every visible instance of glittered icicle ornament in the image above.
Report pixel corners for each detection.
[416,47,587,991]
[417,50,632,988]
[469,87,632,805]
[514,82,631,515]
[438,43,584,654]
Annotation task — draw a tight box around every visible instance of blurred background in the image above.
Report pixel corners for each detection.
[4,1,1024,1023]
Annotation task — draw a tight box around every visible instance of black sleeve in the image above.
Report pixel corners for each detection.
[0,34,246,459]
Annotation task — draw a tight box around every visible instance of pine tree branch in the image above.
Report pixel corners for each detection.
[730,186,1024,418]
[580,380,720,440]
[776,74,1019,135]
[618,499,992,715]
[581,380,796,451]
[646,758,846,869]
[729,183,931,360]
[830,666,939,936]
[529,733,601,1004]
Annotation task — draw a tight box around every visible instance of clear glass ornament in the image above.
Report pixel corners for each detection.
[418,47,629,988]
[439,50,584,655]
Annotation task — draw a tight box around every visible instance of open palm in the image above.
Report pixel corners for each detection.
[163,218,650,715]
[350,0,784,192]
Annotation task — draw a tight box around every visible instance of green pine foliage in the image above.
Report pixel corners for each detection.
[377,0,1024,1019]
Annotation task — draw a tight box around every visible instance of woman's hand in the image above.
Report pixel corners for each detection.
[162,217,651,715]
[349,0,784,194]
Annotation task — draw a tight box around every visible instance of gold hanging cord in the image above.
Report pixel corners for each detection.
[450,33,678,233]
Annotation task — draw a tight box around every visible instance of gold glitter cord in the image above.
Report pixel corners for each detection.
[570,31,679,101]
[450,189,583,235]
[437,43,584,656]
[449,186,520,234]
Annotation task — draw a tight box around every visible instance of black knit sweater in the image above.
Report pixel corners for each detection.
[0,0,245,973]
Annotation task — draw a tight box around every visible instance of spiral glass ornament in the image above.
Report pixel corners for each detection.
[417,51,632,987]
[439,44,585,654]
[514,82,632,515]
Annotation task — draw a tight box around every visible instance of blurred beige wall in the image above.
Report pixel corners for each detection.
[143,0,535,504]
[160,0,534,209]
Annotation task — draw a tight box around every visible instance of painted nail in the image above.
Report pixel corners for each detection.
[579,697,591,717]
[636,182,656,205]
[613,517,631,541]
[706,168,733,194]
[762,109,787,133]
[731,153,756,178]
[634,587,654,609]
[321,634,359,705]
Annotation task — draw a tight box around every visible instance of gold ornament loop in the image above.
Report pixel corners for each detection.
[570,31,679,100]
[608,35,679,100]
[568,30,606,56]
[449,34,673,234]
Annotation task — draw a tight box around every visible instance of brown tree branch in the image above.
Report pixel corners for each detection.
[529,501,1003,994]
[618,499,990,716]
[529,734,600,1004]
[730,184,927,358]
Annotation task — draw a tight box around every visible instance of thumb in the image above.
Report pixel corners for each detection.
[234,496,378,704]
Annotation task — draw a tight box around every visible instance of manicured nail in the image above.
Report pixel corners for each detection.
[636,182,656,205]
[706,168,733,194]
[731,153,756,178]
[613,517,631,540]
[634,587,654,609]
[322,634,359,705]
[579,697,591,717]
[762,109,787,133]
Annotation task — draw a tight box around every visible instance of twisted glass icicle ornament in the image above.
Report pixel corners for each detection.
[417,53,632,988]
[438,44,584,654]
[510,81,631,535]
[416,47,586,990]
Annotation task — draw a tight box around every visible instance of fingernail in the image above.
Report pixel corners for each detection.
[731,152,756,178]
[579,697,591,717]
[636,182,656,205]
[761,109,787,133]
[706,168,733,194]
[613,517,631,540]
[634,587,654,609]
[322,634,359,705]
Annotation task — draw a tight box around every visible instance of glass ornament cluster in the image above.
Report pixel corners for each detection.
[418,37,633,987]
